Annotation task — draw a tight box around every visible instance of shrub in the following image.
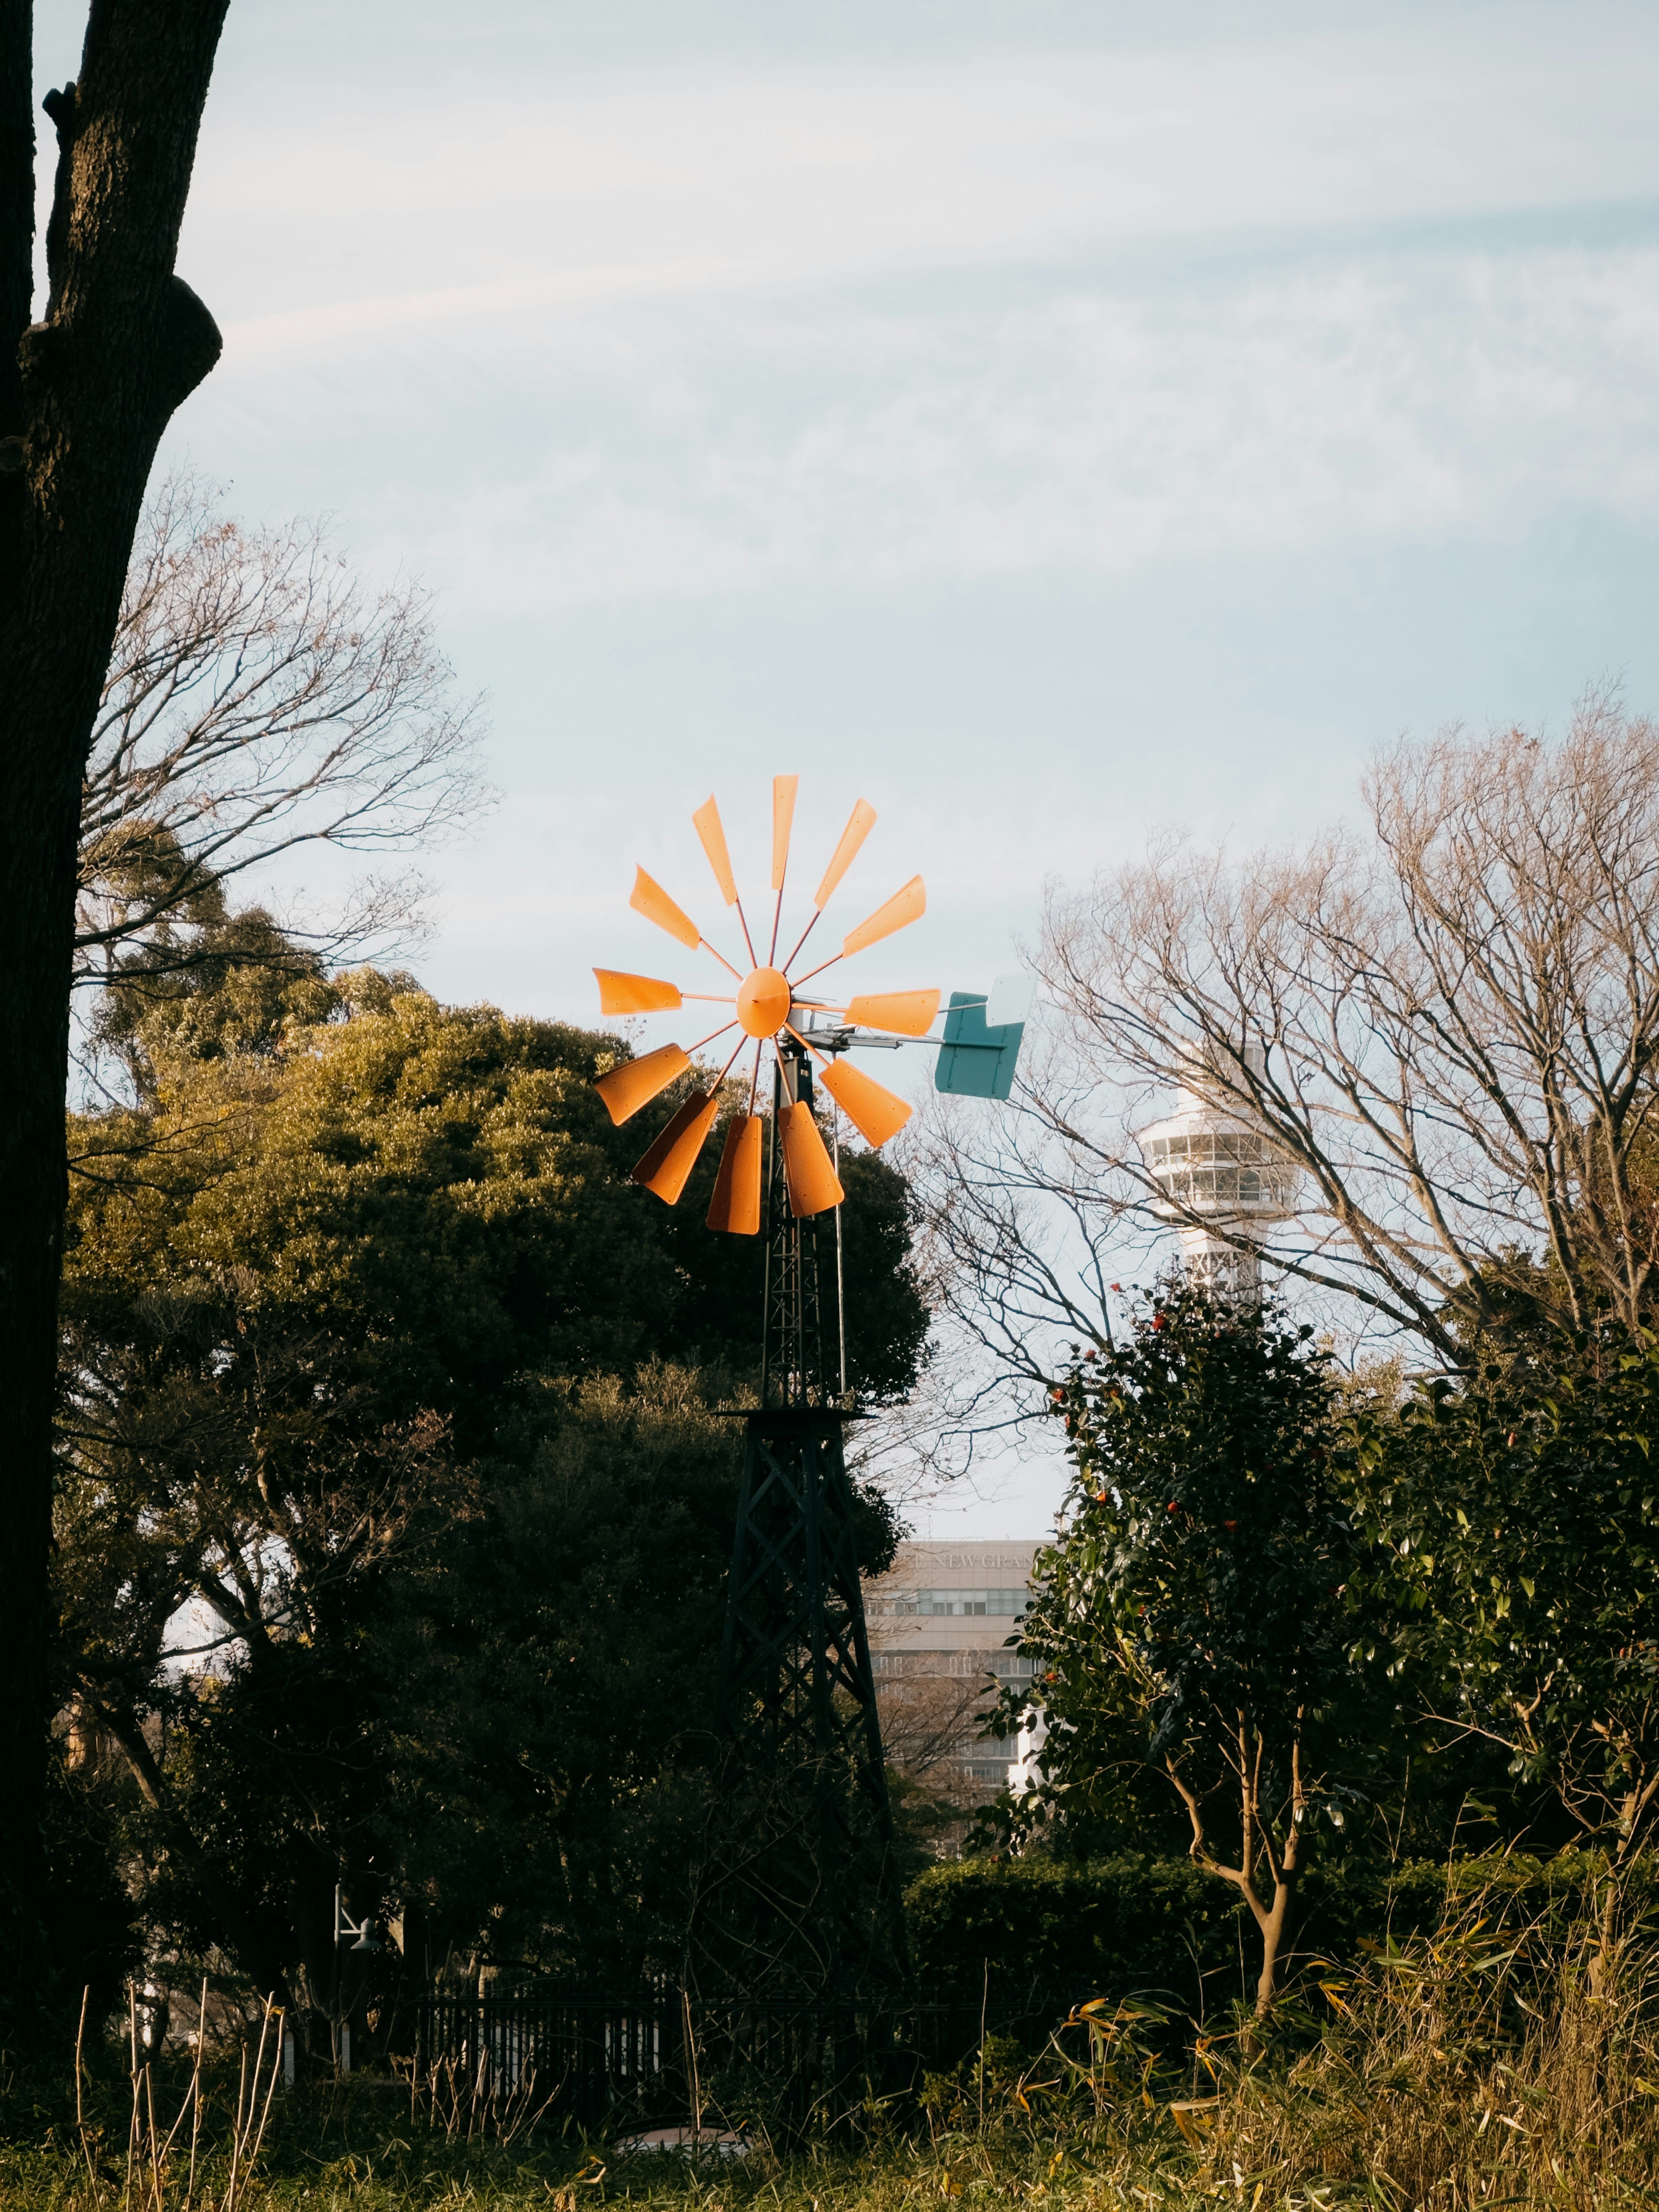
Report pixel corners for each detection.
[905,1848,1659,2026]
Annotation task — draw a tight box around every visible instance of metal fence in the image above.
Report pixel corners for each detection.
[413,1979,1104,2133]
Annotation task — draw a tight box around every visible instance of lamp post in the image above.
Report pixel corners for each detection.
[332,1882,382,2073]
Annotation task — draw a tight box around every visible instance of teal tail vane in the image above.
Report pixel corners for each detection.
[933,990,1025,1101]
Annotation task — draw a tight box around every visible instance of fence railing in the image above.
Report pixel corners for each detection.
[413,1979,1106,2133]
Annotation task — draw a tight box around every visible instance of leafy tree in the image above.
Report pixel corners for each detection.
[382,1373,748,1978]
[432,1369,898,1984]
[1351,1329,1659,1867]
[1002,1287,1367,2016]
[56,930,923,2029]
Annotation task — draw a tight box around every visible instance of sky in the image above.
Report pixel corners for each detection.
[38,0,1659,1534]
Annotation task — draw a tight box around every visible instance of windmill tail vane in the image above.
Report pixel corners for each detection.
[591,776,938,1232]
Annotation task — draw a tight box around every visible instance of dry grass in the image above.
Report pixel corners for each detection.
[1184,1875,1659,2206]
[10,1879,1659,2210]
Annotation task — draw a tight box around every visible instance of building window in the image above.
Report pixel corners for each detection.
[891,1589,1028,1618]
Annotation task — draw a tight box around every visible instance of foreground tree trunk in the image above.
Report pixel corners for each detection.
[0,0,228,2006]
[1167,1723,1307,2031]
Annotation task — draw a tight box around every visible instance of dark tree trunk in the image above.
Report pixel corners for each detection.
[0,2,30,438]
[0,0,228,2012]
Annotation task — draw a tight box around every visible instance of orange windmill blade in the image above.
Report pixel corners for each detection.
[844,989,940,1036]
[767,773,798,962]
[692,795,739,907]
[780,1099,844,1215]
[814,798,878,910]
[591,777,936,1230]
[594,969,683,1016]
[594,1042,693,1126]
[817,1058,911,1149]
[706,1113,763,1234]
[842,875,925,958]
[632,1090,721,1203]
[771,775,798,892]
[629,866,700,949]
[781,795,879,971]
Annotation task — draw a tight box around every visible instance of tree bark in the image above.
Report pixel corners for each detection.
[1166,1739,1303,2031]
[0,1,29,438]
[1251,1866,1297,2017]
[0,0,228,2007]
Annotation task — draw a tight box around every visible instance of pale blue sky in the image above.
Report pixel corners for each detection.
[40,0,1659,1529]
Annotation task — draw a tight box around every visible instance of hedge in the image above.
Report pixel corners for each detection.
[903,1847,1656,2015]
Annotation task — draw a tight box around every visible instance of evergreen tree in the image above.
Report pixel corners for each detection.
[56,923,919,2037]
[1003,1287,1369,2015]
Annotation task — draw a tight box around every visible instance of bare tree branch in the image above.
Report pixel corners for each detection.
[915,695,1659,1374]
[76,472,493,993]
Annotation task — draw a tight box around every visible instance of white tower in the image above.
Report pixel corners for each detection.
[1006,1704,1049,1798]
[1135,1047,1298,1298]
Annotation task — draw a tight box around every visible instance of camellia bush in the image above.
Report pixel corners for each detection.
[998,1286,1373,2016]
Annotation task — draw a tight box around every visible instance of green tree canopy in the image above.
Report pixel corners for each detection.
[57,927,922,2035]
[1004,1287,1368,2015]
[1352,1327,1659,1865]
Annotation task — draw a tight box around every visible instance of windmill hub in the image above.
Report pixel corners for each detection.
[737,964,792,1038]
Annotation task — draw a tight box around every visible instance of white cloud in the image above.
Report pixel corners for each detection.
[146,0,1659,1045]
[224,260,741,359]
[160,7,1659,613]
[362,244,1659,609]
[194,27,1659,334]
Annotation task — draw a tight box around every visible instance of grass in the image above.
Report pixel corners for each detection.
[9,1874,1659,2210]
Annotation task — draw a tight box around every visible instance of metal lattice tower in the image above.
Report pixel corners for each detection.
[759,1048,832,1413]
[702,1037,906,2003]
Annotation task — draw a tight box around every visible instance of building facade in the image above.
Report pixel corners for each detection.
[864,1539,1044,1804]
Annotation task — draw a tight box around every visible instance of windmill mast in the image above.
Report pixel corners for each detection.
[758,1039,836,1409]
[588,781,928,2005]
[709,1029,906,2003]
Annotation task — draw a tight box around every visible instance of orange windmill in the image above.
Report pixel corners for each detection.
[591,776,936,1234]
[592,779,931,1996]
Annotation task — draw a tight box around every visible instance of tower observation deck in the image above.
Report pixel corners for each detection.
[1135,1048,1299,1298]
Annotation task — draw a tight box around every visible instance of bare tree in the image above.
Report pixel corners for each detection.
[915,695,1659,1379]
[78,473,489,1009]
[907,1076,1128,1389]
[875,1661,1002,1787]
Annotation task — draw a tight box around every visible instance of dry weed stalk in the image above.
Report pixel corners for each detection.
[406,2043,561,2148]
[70,1983,283,2211]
